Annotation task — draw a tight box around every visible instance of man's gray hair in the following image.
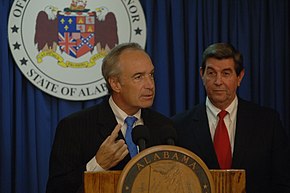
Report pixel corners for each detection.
[102,42,144,93]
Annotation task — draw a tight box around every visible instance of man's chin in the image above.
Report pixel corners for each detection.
[139,100,154,108]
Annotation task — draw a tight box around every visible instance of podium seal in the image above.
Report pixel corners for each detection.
[117,145,215,193]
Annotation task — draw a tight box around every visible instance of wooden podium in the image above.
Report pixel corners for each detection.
[84,146,246,193]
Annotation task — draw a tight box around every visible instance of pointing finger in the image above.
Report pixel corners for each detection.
[108,124,122,143]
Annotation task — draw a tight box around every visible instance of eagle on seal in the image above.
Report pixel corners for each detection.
[94,7,119,54]
[34,5,59,52]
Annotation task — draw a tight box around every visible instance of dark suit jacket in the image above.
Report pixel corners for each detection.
[172,98,290,193]
[46,98,173,193]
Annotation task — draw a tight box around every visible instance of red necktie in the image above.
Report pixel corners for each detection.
[214,110,232,169]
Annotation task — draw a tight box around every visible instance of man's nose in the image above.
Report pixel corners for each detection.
[144,75,154,88]
[214,73,223,85]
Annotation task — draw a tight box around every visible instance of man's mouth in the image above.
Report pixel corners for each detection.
[141,94,154,99]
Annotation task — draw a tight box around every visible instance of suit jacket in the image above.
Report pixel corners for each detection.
[172,98,290,193]
[46,98,173,193]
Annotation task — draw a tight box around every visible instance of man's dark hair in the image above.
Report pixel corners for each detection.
[201,43,244,76]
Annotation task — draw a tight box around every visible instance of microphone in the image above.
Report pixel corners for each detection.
[132,125,150,152]
[160,126,177,145]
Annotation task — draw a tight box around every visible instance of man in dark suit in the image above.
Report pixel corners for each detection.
[172,43,290,193]
[46,42,173,193]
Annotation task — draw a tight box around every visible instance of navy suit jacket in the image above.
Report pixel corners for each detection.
[46,98,173,193]
[172,98,290,193]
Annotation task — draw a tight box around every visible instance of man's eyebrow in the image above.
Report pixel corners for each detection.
[131,69,155,78]
[206,66,233,71]
[206,66,215,71]
[222,68,234,72]
[131,72,142,77]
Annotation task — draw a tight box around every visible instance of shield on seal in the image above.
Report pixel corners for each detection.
[58,11,95,58]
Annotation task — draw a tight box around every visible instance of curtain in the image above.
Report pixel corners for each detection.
[1,0,289,193]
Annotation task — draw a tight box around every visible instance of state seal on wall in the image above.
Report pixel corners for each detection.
[8,0,147,100]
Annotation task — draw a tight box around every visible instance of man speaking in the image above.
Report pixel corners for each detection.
[46,42,174,193]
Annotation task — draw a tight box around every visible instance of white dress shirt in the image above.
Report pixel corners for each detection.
[206,96,238,154]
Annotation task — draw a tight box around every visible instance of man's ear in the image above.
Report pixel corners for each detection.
[108,77,121,93]
[237,69,245,87]
[199,67,204,78]
[200,67,205,85]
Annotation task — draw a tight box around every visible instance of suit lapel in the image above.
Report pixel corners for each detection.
[140,108,162,146]
[97,99,123,140]
[192,105,220,168]
[232,99,251,168]
[141,108,152,128]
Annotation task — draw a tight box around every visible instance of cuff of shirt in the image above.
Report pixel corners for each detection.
[86,156,105,172]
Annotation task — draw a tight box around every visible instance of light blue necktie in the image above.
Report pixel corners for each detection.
[125,116,138,158]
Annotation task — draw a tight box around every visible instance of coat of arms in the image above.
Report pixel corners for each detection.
[35,1,119,67]
[8,0,146,100]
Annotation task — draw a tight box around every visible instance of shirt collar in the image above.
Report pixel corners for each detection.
[206,96,238,118]
[109,96,141,124]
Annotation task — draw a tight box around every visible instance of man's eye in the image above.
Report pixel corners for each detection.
[134,75,142,80]
[223,71,231,76]
[207,71,216,76]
